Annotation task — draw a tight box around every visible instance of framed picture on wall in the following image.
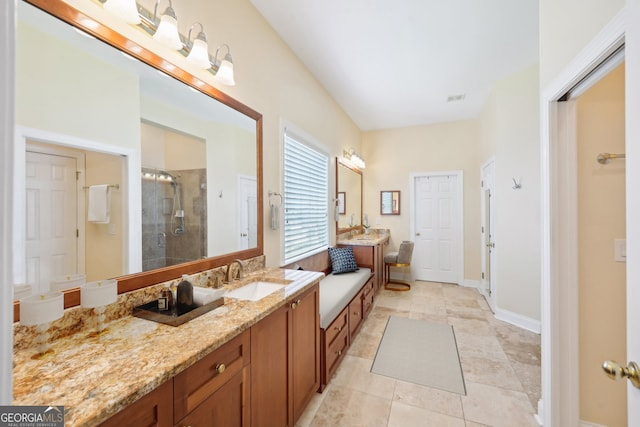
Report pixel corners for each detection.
[337,192,346,214]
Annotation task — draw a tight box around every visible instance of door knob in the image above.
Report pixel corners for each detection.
[602,360,640,388]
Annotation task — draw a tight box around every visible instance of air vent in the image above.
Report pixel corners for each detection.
[447,94,466,102]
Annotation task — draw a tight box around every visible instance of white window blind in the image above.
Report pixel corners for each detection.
[283,129,329,263]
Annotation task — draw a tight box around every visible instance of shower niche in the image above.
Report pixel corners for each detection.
[141,122,207,271]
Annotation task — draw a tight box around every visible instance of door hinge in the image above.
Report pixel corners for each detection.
[482,272,485,279]
[481,180,484,188]
[76,229,79,238]
[481,226,484,233]
[76,171,80,180]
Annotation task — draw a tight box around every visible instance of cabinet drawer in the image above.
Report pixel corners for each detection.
[348,293,364,337]
[325,326,349,379]
[325,306,349,345]
[174,330,250,423]
[363,289,374,317]
[176,367,249,427]
[363,277,375,296]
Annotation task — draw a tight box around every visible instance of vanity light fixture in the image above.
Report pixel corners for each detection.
[213,44,236,86]
[20,291,64,358]
[103,0,140,24]
[99,0,236,85]
[186,23,211,69]
[342,148,366,169]
[152,0,183,50]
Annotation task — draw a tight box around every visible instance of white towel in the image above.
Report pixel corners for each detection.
[270,204,279,230]
[88,185,111,223]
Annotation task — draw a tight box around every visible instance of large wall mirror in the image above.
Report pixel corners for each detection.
[336,158,362,234]
[13,0,263,320]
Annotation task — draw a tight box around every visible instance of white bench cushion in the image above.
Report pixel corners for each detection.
[319,268,372,329]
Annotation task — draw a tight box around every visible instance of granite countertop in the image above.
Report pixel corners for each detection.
[12,268,324,427]
[337,230,390,246]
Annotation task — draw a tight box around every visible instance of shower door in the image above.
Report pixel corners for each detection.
[141,168,207,271]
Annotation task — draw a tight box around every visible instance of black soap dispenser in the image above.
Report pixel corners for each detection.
[176,274,194,314]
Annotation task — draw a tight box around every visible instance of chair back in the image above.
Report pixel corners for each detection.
[397,241,414,264]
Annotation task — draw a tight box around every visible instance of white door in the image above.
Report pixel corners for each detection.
[542,16,640,424]
[25,150,79,293]
[480,160,496,309]
[412,172,461,284]
[238,176,257,250]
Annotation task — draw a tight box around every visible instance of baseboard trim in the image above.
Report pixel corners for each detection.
[580,421,608,427]
[535,399,543,426]
[461,279,481,289]
[494,307,541,334]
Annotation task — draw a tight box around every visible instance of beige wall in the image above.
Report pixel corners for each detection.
[577,64,626,427]
[539,0,625,87]
[85,152,125,282]
[478,64,541,320]
[362,120,481,281]
[16,21,140,150]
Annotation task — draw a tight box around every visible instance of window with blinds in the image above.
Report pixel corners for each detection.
[283,129,329,263]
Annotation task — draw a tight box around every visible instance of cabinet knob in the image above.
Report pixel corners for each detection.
[334,325,342,332]
[291,299,301,309]
[353,311,360,316]
[336,350,342,356]
[216,363,226,374]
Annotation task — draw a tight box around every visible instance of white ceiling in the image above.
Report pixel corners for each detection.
[250,0,539,131]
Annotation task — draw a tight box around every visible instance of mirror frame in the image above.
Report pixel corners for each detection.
[380,190,401,215]
[336,157,363,235]
[14,0,264,322]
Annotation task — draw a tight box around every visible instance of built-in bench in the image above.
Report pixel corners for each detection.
[284,250,377,390]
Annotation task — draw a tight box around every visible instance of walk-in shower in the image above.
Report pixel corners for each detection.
[141,167,207,271]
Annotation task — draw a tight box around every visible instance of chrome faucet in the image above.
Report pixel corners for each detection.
[225,259,246,283]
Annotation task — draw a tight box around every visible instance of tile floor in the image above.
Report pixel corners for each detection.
[297,281,541,427]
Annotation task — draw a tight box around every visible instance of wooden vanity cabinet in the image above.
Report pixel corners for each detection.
[98,379,173,427]
[250,283,320,427]
[174,330,251,426]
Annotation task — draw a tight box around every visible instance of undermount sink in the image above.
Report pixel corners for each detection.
[225,281,286,301]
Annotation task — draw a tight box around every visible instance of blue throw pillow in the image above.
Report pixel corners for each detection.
[328,247,358,274]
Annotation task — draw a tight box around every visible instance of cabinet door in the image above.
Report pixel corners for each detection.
[176,367,249,427]
[98,379,173,427]
[174,331,250,423]
[291,284,320,422]
[251,304,291,427]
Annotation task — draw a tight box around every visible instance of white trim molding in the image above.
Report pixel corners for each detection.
[494,307,541,334]
[0,0,15,404]
[461,279,481,289]
[540,8,626,427]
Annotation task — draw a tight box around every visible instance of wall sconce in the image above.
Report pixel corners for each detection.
[151,0,183,50]
[20,291,64,358]
[103,0,140,24]
[342,148,366,169]
[81,279,118,336]
[100,0,236,85]
[186,23,211,69]
[213,44,235,86]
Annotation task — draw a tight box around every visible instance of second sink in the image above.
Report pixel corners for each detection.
[225,281,286,301]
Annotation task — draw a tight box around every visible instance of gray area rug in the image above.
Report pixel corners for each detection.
[371,316,466,395]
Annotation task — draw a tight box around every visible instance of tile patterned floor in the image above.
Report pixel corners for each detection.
[297,281,541,427]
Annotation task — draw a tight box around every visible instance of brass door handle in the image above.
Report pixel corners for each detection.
[602,360,640,388]
[485,242,495,248]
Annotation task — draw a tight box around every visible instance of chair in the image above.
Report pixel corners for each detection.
[384,241,414,291]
